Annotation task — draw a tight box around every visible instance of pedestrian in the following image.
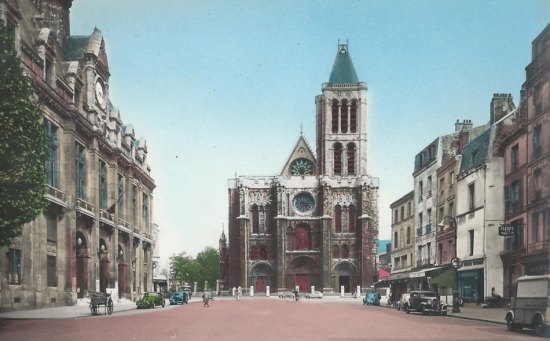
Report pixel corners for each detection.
[237,286,242,300]
[202,291,210,307]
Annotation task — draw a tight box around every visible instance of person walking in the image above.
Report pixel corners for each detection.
[237,286,242,300]
[202,291,210,307]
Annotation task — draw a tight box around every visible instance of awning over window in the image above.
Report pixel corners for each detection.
[431,268,456,288]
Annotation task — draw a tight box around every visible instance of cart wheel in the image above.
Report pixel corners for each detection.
[107,299,114,315]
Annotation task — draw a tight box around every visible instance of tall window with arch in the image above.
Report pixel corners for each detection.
[334,143,342,175]
[295,224,310,250]
[348,204,356,232]
[347,143,356,175]
[332,244,340,258]
[340,99,348,133]
[342,244,350,258]
[250,246,258,260]
[44,119,59,188]
[331,100,339,133]
[251,205,259,234]
[350,100,357,133]
[334,204,342,233]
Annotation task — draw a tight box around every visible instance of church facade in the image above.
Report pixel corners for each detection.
[221,44,379,294]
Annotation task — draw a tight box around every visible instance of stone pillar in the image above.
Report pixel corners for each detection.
[276,219,286,291]
[266,286,270,297]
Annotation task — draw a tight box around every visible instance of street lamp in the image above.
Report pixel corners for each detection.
[438,216,462,313]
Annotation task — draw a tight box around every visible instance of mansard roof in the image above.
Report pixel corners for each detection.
[459,128,491,174]
[328,43,360,84]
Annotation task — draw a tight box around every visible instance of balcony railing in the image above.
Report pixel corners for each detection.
[99,209,116,227]
[75,198,95,217]
[45,185,66,203]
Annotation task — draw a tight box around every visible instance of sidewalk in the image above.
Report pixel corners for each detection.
[0,298,139,320]
[446,303,507,325]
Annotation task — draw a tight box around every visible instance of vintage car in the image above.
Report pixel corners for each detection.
[406,290,447,315]
[278,291,295,299]
[169,291,188,305]
[397,293,410,311]
[305,291,324,299]
[506,275,550,336]
[363,291,381,306]
[136,292,165,309]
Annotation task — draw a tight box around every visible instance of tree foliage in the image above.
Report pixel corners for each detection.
[170,247,219,291]
[0,24,47,247]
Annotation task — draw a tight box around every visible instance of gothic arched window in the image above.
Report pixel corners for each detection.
[350,100,357,133]
[259,247,268,260]
[342,244,350,258]
[295,224,310,250]
[334,143,342,175]
[348,204,356,233]
[334,204,342,233]
[347,143,356,175]
[332,244,340,258]
[341,100,348,133]
[331,100,339,133]
[251,205,259,234]
[250,246,258,260]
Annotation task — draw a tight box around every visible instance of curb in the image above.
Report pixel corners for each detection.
[447,313,506,325]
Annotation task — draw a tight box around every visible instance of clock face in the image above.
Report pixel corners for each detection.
[95,81,106,108]
[293,192,315,213]
[290,158,314,176]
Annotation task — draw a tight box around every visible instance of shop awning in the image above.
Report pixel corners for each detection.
[431,268,456,288]
[388,271,411,281]
[410,266,445,278]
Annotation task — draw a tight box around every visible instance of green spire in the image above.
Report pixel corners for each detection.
[328,42,359,84]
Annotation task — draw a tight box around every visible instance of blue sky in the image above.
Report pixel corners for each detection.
[70,0,549,268]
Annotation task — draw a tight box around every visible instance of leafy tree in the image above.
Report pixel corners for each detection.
[169,247,220,291]
[0,24,47,247]
[195,246,220,290]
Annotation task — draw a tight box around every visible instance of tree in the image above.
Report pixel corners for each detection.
[169,247,220,291]
[196,247,219,290]
[0,23,47,247]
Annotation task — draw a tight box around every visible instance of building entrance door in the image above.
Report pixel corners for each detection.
[296,274,309,292]
[255,277,266,292]
[339,275,350,292]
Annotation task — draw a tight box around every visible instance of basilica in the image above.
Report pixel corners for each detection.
[221,44,379,294]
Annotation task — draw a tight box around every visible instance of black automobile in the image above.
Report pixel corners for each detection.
[406,290,447,315]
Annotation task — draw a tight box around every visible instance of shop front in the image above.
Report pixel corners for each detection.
[458,268,483,303]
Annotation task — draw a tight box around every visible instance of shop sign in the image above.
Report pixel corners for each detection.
[498,224,516,236]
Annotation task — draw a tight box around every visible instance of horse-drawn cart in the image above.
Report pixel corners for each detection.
[89,291,114,316]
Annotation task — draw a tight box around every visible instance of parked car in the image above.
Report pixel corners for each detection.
[169,291,188,305]
[506,275,550,336]
[363,291,381,306]
[397,293,410,311]
[279,291,295,299]
[136,292,165,309]
[406,290,447,315]
[376,287,391,306]
[305,291,324,299]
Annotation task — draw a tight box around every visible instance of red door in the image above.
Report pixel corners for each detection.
[296,275,309,292]
[255,277,266,293]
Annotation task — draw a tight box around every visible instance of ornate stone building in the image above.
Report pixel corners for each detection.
[222,43,379,294]
[0,0,155,311]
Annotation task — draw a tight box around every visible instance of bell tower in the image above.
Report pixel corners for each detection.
[316,42,368,177]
